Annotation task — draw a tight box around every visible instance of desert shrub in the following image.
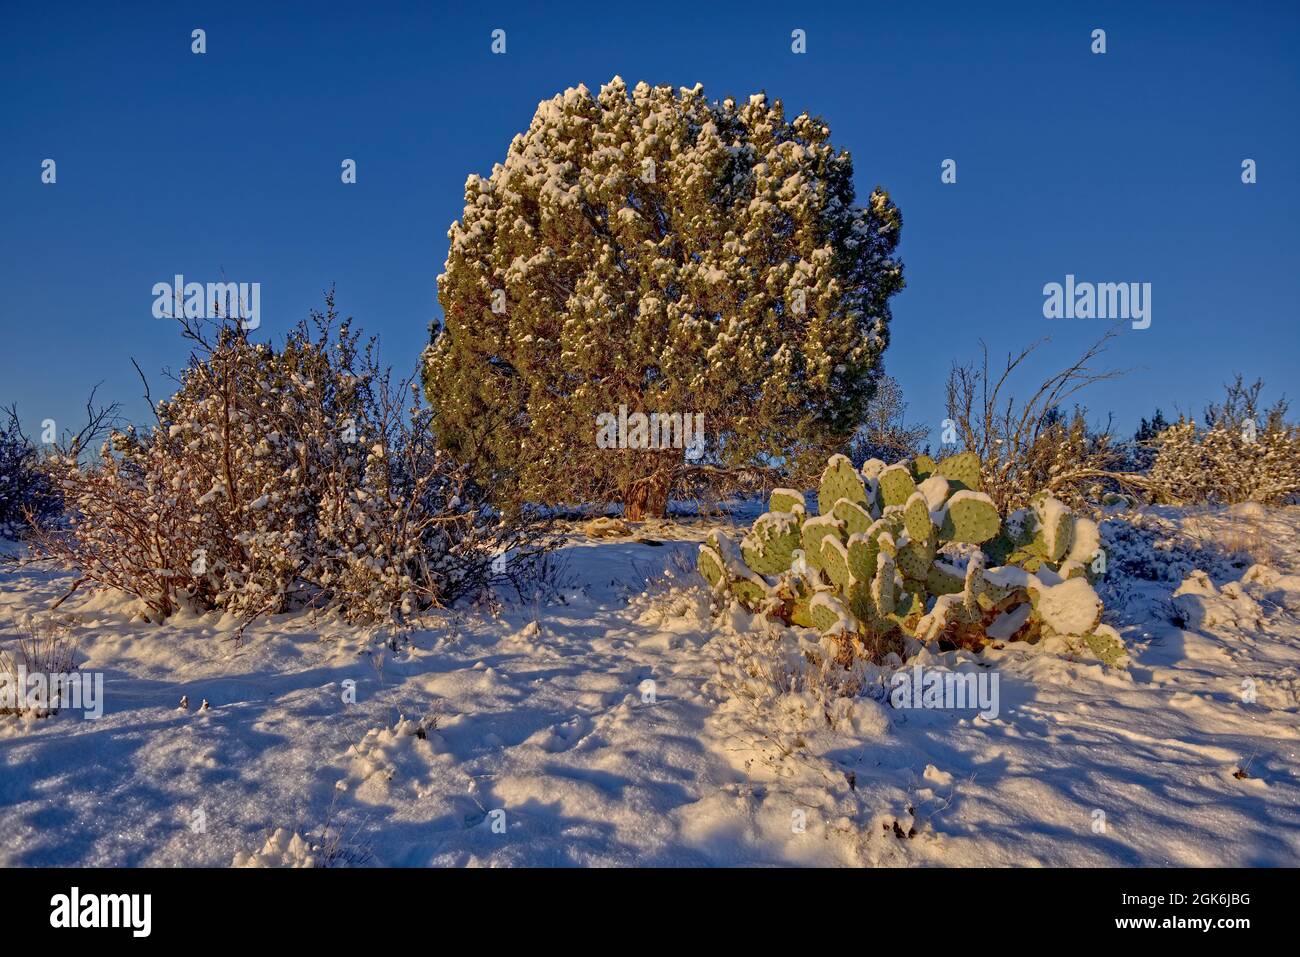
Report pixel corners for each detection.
[698,451,1124,666]
[0,394,121,540]
[1146,420,1300,505]
[33,298,551,625]
[1145,377,1299,506]
[944,335,1124,512]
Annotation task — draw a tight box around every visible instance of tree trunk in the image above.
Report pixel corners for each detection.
[622,469,674,522]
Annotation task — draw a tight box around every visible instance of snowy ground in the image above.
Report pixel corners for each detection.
[1,505,1298,867]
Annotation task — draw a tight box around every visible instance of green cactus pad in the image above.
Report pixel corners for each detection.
[818,454,868,516]
[697,544,727,590]
[1083,625,1127,666]
[872,528,898,559]
[912,453,937,481]
[832,498,874,537]
[936,450,982,491]
[867,513,905,551]
[940,490,1001,544]
[1009,549,1045,572]
[1003,508,1037,547]
[1058,560,1087,581]
[730,578,766,609]
[790,597,815,628]
[926,560,966,596]
[769,488,806,515]
[981,564,1031,602]
[741,511,802,575]
[877,464,918,508]
[845,534,880,584]
[897,538,934,582]
[903,491,934,543]
[800,515,844,571]
[810,592,853,635]
[820,535,852,589]
[1032,495,1074,562]
[873,553,897,616]
[962,554,986,616]
[846,578,875,623]
[891,588,918,620]
[981,533,1015,567]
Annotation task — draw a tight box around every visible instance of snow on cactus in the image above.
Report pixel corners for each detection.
[1032,577,1103,636]
[698,450,1122,664]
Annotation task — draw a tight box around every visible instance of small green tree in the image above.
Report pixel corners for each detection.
[424,77,904,519]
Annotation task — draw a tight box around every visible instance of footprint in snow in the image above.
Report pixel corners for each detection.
[543,715,591,753]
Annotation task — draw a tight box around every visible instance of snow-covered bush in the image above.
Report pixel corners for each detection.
[699,451,1121,665]
[425,77,905,519]
[0,406,60,538]
[1147,419,1300,506]
[1143,376,1299,505]
[33,299,550,625]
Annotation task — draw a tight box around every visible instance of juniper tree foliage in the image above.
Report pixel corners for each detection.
[0,408,59,537]
[423,77,904,519]
[845,375,929,466]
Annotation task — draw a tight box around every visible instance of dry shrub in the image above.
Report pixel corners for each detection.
[32,296,552,626]
[0,617,79,717]
[945,334,1125,512]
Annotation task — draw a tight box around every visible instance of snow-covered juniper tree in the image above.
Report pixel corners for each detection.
[423,77,904,519]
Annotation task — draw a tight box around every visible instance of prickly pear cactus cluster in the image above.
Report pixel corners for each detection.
[698,452,1124,663]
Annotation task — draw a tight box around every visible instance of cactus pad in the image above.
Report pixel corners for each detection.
[820,535,852,589]
[940,490,1001,544]
[936,450,982,491]
[877,463,918,508]
[845,533,880,584]
[903,491,934,543]
[741,511,802,575]
[818,454,868,516]
[697,544,727,590]
[832,498,874,537]
[769,488,806,515]
[800,514,844,571]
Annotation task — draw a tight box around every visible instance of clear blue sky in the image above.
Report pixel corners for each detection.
[3,0,1297,447]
